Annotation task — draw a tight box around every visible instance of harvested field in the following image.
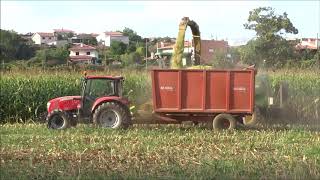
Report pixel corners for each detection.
[1,124,320,179]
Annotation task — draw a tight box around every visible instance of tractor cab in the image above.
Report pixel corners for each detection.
[80,76,126,117]
[46,75,131,130]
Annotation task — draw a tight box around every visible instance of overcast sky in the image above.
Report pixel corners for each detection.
[1,1,319,46]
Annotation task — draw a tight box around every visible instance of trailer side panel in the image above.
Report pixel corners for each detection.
[152,69,255,114]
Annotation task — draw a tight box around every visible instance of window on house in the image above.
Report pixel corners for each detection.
[209,49,214,53]
[42,37,45,40]
[76,52,79,55]
[86,52,90,55]
[49,37,51,40]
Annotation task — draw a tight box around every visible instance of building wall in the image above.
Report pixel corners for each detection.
[200,40,228,64]
[105,36,111,47]
[96,33,129,46]
[32,34,42,44]
[69,49,98,58]
[301,38,320,48]
[32,33,56,45]
[96,33,106,44]
[53,40,68,47]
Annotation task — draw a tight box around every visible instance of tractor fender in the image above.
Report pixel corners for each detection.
[91,96,130,114]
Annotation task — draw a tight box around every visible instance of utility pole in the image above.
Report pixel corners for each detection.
[104,41,107,70]
[145,38,148,70]
[317,33,319,69]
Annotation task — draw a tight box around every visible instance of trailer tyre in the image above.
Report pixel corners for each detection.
[93,102,130,129]
[243,106,263,126]
[47,110,70,130]
[213,114,236,130]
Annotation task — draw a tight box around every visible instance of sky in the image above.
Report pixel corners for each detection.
[1,1,319,46]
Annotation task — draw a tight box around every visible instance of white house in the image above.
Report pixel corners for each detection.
[69,43,99,64]
[31,32,56,45]
[96,31,129,46]
[156,41,194,66]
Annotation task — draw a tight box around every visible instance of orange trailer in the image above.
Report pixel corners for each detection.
[150,69,256,129]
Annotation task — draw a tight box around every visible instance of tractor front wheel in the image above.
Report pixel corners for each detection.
[47,110,70,130]
[93,102,130,129]
[212,113,236,130]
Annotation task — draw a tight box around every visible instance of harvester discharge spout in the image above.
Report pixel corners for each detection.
[171,17,201,68]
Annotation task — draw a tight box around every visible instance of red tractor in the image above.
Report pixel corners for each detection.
[46,75,132,129]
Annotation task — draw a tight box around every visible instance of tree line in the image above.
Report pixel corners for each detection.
[1,7,319,69]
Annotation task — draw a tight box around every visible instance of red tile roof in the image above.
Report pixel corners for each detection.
[36,32,55,37]
[53,28,74,33]
[91,33,99,37]
[104,31,124,36]
[69,44,96,51]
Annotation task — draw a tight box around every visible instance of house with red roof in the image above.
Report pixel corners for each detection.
[96,31,129,46]
[296,38,320,50]
[31,32,56,45]
[68,43,99,64]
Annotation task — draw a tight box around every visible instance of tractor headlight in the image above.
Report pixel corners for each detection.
[47,102,51,110]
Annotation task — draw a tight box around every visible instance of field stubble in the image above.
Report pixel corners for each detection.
[0,123,320,179]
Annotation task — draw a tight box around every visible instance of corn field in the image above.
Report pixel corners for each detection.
[270,70,320,124]
[0,69,319,124]
[0,70,151,122]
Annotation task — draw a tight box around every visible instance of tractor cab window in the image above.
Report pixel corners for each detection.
[85,79,115,98]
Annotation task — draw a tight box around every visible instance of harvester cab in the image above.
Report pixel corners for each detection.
[46,75,131,130]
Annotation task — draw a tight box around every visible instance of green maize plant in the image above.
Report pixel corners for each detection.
[0,70,150,123]
[270,70,320,124]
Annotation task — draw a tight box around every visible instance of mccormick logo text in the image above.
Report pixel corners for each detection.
[160,86,175,91]
[233,87,247,92]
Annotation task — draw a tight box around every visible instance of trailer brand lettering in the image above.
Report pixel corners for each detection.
[233,87,247,92]
[160,86,174,91]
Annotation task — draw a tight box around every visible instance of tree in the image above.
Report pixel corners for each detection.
[211,49,234,69]
[110,41,127,58]
[121,27,144,53]
[244,7,298,37]
[84,37,97,46]
[30,46,69,66]
[0,29,35,62]
[241,7,298,68]
[122,27,143,43]
[67,32,74,38]
[57,34,63,40]
[120,52,142,67]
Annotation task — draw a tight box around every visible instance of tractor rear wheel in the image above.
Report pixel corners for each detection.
[93,102,130,129]
[47,110,70,130]
[212,113,236,130]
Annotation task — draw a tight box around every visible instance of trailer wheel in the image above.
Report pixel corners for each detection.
[243,106,261,126]
[47,110,70,130]
[93,102,130,129]
[213,114,236,130]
